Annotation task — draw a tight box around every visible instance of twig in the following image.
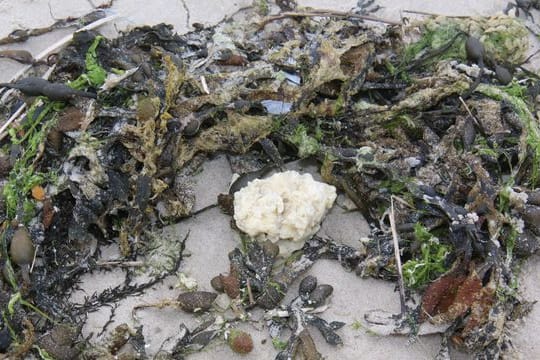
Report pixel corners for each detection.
[0,103,27,140]
[260,9,401,27]
[458,96,481,128]
[389,196,406,314]
[190,44,215,71]
[95,260,145,268]
[132,299,179,318]
[29,245,39,274]
[200,75,210,94]
[246,278,255,305]
[391,194,413,209]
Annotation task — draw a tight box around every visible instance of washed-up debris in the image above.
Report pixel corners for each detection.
[217,236,361,316]
[9,226,34,283]
[504,0,540,20]
[0,2,540,359]
[227,329,254,354]
[266,275,345,359]
[0,9,112,45]
[233,170,337,256]
[176,291,218,313]
[81,323,147,359]
[0,50,35,65]
[0,77,98,100]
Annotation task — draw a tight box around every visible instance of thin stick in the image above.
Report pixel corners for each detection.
[246,278,255,305]
[0,103,27,139]
[95,260,145,267]
[132,299,178,318]
[458,96,481,128]
[29,244,39,273]
[389,196,407,313]
[260,9,401,27]
[200,75,210,94]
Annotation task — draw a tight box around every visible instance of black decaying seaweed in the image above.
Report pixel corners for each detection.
[266,275,345,360]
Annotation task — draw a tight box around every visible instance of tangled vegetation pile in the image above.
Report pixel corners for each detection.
[0,2,539,359]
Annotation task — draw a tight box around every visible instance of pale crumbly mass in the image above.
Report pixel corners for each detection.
[233,170,337,256]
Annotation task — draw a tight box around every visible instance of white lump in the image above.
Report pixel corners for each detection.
[233,170,337,256]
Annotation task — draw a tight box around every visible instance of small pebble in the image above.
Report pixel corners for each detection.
[495,65,512,85]
[31,185,46,201]
[10,227,34,266]
[211,275,225,292]
[221,275,240,299]
[228,329,253,354]
[177,291,217,313]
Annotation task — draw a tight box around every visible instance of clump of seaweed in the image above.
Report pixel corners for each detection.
[0,3,538,359]
[266,275,346,359]
[402,223,450,288]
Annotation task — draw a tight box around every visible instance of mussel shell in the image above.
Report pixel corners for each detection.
[308,284,333,307]
[299,275,317,296]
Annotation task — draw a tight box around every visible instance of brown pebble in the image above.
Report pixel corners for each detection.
[221,275,240,299]
[183,115,201,136]
[177,291,217,313]
[217,54,248,66]
[37,325,81,360]
[108,324,132,354]
[228,329,253,354]
[211,275,225,292]
[137,96,160,122]
[10,227,34,266]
